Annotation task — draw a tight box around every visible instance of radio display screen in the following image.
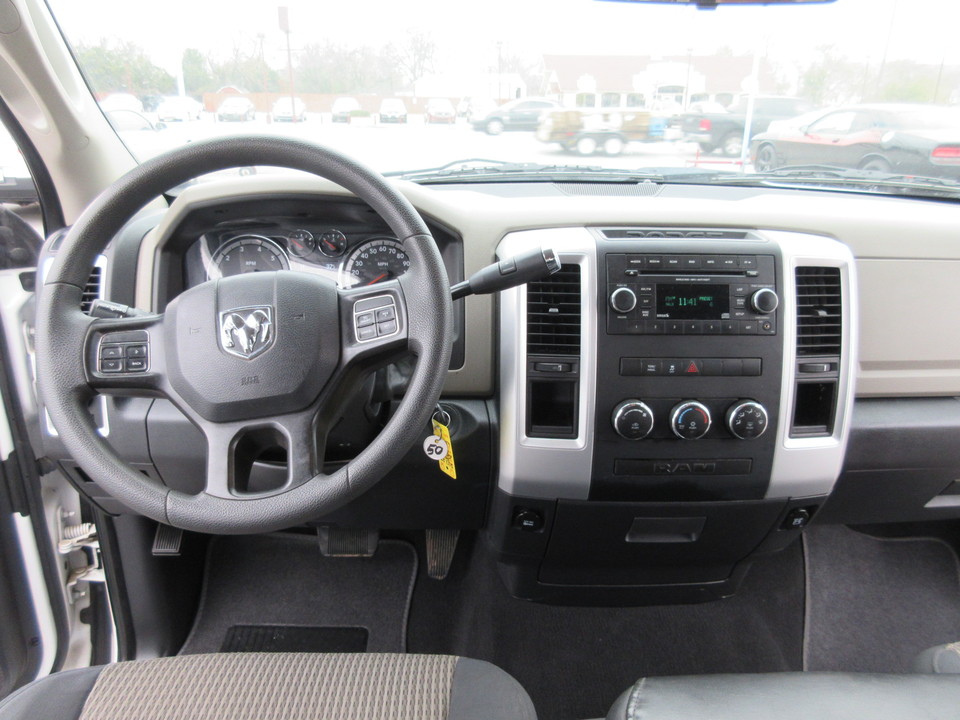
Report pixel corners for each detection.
[657,284,729,319]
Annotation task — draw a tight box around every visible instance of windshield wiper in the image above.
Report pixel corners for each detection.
[708,165,960,197]
[386,160,731,184]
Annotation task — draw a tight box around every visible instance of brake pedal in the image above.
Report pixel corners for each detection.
[425,529,459,580]
[317,527,379,557]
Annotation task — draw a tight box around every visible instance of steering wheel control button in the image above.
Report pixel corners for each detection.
[612,400,655,440]
[125,344,147,358]
[726,401,769,440]
[355,312,375,327]
[100,358,123,373]
[100,344,123,359]
[670,401,712,440]
[124,358,147,372]
[353,295,399,343]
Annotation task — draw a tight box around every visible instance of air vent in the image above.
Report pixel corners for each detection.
[601,228,748,240]
[795,266,842,356]
[80,265,103,314]
[526,264,581,356]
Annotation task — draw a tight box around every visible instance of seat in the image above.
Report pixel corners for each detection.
[606,672,960,720]
[914,642,960,673]
[0,652,536,720]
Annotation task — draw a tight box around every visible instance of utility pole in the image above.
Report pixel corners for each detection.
[497,41,503,103]
[279,6,297,122]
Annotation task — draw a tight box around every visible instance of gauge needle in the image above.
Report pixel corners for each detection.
[366,273,387,285]
[323,239,337,249]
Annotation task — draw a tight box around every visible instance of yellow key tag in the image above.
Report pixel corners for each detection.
[431,417,457,479]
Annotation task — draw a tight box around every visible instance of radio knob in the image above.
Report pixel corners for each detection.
[726,401,769,440]
[750,288,779,314]
[612,400,654,440]
[670,401,711,440]
[609,287,637,314]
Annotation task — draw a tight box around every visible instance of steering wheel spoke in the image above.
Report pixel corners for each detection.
[84,313,166,394]
[198,406,323,500]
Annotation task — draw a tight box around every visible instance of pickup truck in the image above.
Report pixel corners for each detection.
[536,107,672,155]
[680,95,814,157]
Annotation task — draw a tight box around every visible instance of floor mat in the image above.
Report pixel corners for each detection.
[408,536,805,720]
[221,625,369,653]
[180,534,416,655]
[804,524,960,673]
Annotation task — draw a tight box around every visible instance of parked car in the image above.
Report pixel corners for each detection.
[751,104,960,178]
[216,96,256,122]
[471,97,561,135]
[537,107,670,156]
[271,96,307,123]
[425,98,456,124]
[681,95,815,156]
[155,95,203,122]
[378,98,408,124]
[331,97,361,123]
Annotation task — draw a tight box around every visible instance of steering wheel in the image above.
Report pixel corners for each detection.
[36,137,453,534]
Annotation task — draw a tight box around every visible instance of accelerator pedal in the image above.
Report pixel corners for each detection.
[425,529,459,580]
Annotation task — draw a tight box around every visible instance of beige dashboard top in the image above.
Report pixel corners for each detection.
[136,175,960,398]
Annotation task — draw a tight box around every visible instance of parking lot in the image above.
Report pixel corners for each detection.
[131,112,743,175]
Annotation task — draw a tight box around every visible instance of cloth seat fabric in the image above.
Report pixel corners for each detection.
[0,652,536,720]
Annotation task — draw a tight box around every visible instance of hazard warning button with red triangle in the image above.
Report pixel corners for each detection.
[683,359,702,374]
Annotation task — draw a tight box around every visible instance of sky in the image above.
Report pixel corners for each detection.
[46,0,960,86]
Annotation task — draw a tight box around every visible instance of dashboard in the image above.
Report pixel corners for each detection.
[33,173,960,606]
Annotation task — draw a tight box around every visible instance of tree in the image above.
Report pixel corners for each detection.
[182,48,215,95]
[388,30,436,86]
[799,46,867,106]
[76,40,175,97]
[295,42,400,94]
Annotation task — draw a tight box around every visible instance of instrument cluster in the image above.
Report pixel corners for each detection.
[188,225,412,290]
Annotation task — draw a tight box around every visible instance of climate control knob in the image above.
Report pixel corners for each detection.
[612,400,654,440]
[670,401,711,440]
[750,288,779,314]
[609,287,637,314]
[726,401,769,440]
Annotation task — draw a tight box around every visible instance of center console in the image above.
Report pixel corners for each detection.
[491,227,856,604]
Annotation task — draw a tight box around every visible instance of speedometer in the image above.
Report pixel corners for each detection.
[340,237,410,288]
[209,235,289,278]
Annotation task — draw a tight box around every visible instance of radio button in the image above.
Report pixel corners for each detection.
[733,285,749,295]
[721,321,738,335]
[740,321,758,334]
[683,321,702,334]
[734,297,747,309]
[624,269,640,277]
[720,257,738,268]
[665,321,683,334]
[639,296,654,308]
[683,256,702,269]
[646,256,663,269]
[702,359,723,376]
[750,288,780,314]
[702,255,720,269]
[739,256,758,269]
[703,321,721,334]
[664,256,682,268]
[609,287,638,313]
[722,359,743,376]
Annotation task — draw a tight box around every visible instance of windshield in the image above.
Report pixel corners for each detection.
[46,0,960,195]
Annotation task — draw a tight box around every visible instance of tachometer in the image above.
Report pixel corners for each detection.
[209,235,289,278]
[341,237,410,287]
